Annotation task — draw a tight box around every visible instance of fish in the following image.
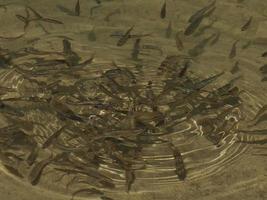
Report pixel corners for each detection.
[160,1,166,19]
[184,6,216,36]
[42,126,66,149]
[40,17,63,24]
[50,98,84,122]
[175,31,184,51]
[15,8,30,31]
[28,155,54,185]
[194,72,224,90]
[77,54,95,67]
[27,6,42,19]
[3,165,24,178]
[165,20,172,38]
[71,188,103,200]
[125,168,135,192]
[117,26,134,46]
[63,39,72,55]
[241,16,253,31]
[179,60,190,77]
[27,6,63,24]
[172,147,186,180]
[229,40,239,59]
[98,84,123,101]
[75,0,80,16]
[95,0,101,4]
[188,0,216,23]
[230,61,240,74]
[262,77,267,82]
[184,15,204,36]
[26,147,39,166]
[209,32,220,46]
[131,38,141,60]
[262,51,267,57]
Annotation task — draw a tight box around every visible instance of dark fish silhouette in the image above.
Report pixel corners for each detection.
[188,0,216,23]
[75,0,80,16]
[231,61,240,74]
[229,40,239,59]
[160,1,166,19]
[241,16,253,31]
[117,26,134,46]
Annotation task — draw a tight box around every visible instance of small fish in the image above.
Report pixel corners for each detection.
[160,1,166,19]
[125,168,135,192]
[42,126,66,149]
[262,51,267,57]
[50,98,84,122]
[188,0,216,23]
[189,6,218,34]
[262,77,267,82]
[241,16,253,31]
[26,147,39,166]
[209,32,220,46]
[230,61,240,74]
[3,165,24,178]
[131,38,141,60]
[27,6,64,24]
[184,15,205,36]
[229,40,239,59]
[175,31,184,51]
[172,147,186,180]
[40,18,63,24]
[71,188,103,200]
[165,20,172,38]
[75,0,80,16]
[28,155,54,185]
[27,6,42,19]
[63,39,72,54]
[179,60,190,77]
[117,26,134,46]
[95,0,101,4]
[194,72,224,90]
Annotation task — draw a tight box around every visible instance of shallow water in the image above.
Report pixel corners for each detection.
[0,0,267,200]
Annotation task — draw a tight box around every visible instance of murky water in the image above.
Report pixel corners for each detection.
[0,0,266,200]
